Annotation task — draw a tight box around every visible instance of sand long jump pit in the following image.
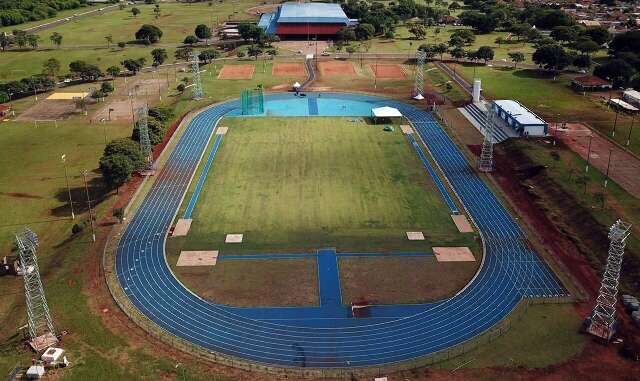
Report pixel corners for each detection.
[272,62,306,77]
[218,64,255,80]
[318,60,356,77]
[370,64,406,79]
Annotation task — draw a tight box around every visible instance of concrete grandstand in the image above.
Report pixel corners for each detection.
[258,2,356,38]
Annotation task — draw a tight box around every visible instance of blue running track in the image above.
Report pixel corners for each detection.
[115,92,565,368]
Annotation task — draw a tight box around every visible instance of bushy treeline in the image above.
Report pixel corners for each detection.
[99,107,175,190]
[0,0,87,27]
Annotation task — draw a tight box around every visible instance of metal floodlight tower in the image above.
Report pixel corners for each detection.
[136,104,152,168]
[477,105,495,172]
[586,219,632,341]
[15,228,57,350]
[413,50,426,100]
[190,52,204,100]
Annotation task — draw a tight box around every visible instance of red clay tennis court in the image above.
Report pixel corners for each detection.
[370,64,406,79]
[272,62,306,77]
[318,60,356,77]
[218,64,255,80]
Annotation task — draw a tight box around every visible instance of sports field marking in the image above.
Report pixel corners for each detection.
[216,127,228,135]
[218,64,255,80]
[46,92,89,100]
[318,61,356,77]
[272,62,306,77]
[225,234,243,243]
[407,134,459,214]
[406,231,425,241]
[173,218,192,236]
[451,214,473,233]
[400,125,413,134]
[433,247,475,262]
[370,64,406,79]
[177,251,218,266]
[183,134,224,219]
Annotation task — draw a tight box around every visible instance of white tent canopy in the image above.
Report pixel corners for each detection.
[371,106,402,118]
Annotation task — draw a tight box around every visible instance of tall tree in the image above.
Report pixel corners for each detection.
[105,34,113,48]
[131,7,140,17]
[195,24,212,43]
[135,24,163,44]
[508,52,525,68]
[151,48,168,67]
[49,32,62,48]
[42,58,61,78]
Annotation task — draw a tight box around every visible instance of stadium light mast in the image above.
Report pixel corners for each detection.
[585,219,631,341]
[15,228,58,351]
[477,105,495,172]
[190,52,204,100]
[137,104,152,169]
[413,50,426,100]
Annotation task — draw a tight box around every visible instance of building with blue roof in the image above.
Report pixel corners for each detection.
[258,2,353,38]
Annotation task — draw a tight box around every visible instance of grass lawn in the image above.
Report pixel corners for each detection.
[439,304,587,369]
[502,139,640,293]
[339,255,478,304]
[10,2,258,47]
[0,46,177,82]
[455,65,640,155]
[0,4,101,34]
[174,117,473,255]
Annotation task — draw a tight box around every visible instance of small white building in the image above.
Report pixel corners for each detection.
[623,89,640,107]
[492,100,548,137]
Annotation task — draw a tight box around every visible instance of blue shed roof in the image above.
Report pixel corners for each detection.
[258,12,278,34]
[277,3,349,24]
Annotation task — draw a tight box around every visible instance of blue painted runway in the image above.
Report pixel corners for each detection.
[116,92,565,368]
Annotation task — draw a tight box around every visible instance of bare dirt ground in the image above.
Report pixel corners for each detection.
[340,256,478,304]
[16,99,80,121]
[218,64,255,79]
[553,122,640,198]
[273,40,329,55]
[246,3,279,16]
[370,63,406,79]
[317,60,356,77]
[91,98,146,122]
[117,78,169,98]
[272,62,306,77]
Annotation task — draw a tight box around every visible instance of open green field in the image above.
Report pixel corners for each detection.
[0,4,101,34]
[456,64,640,155]
[173,117,475,254]
[439,303,587,369]
[20,2,256,47]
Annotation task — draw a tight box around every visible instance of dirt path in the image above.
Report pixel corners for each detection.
[554,122,640,199]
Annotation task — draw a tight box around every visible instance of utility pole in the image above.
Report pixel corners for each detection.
[61,155,75,219]
[627,113,635,147]
[585,134,593,173]
[83,170,96,242]
[604,148,613,188]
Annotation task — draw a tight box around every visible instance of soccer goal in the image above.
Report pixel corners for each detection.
[33,119,58,128]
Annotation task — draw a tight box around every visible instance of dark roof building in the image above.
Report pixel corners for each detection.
[258,3,353,38]
[571,75,613,92]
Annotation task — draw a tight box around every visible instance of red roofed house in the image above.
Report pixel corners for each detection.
[571,75,613,92]
[0,104,12,117]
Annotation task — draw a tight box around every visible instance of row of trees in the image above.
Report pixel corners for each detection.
[99,107,174,190]
[0,0,85,27]
[459,2,574,35]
